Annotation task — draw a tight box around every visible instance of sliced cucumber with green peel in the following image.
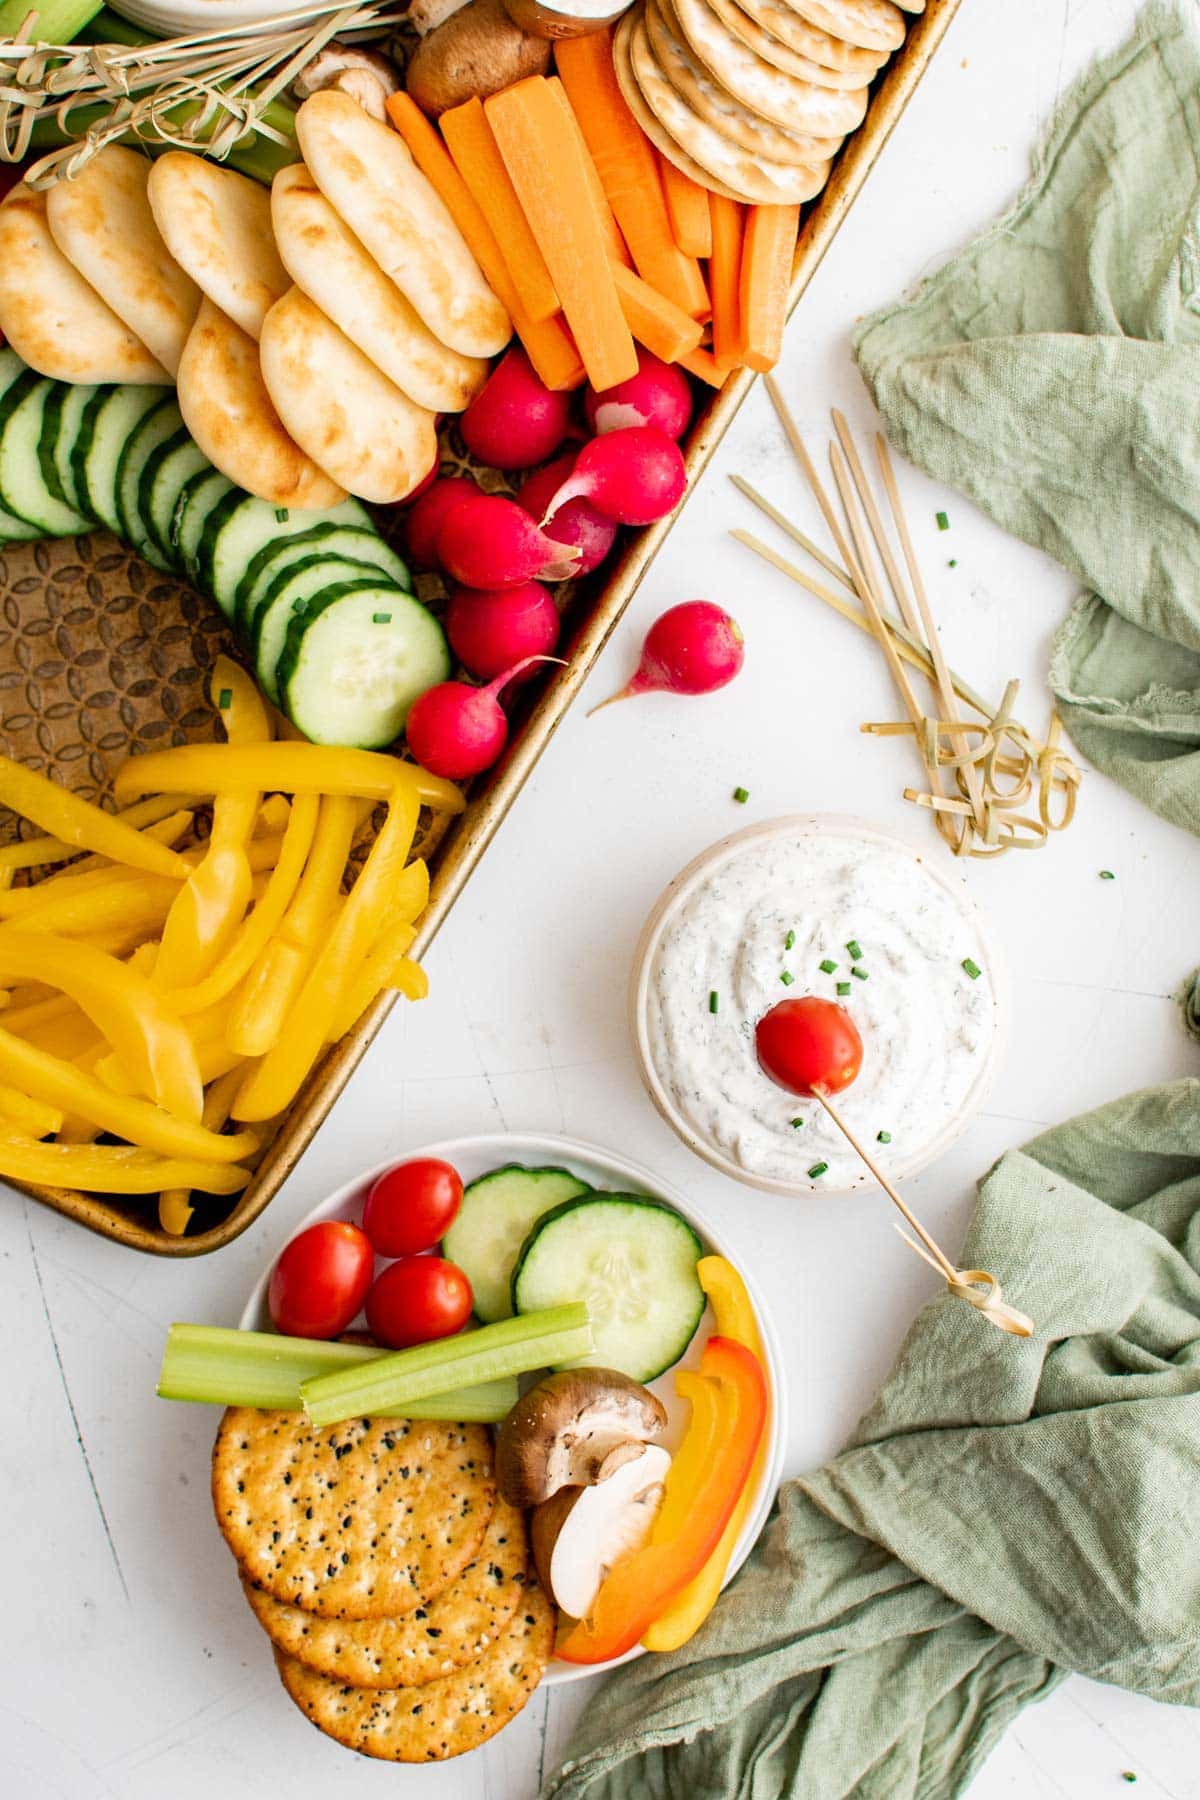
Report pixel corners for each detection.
[0,374,94,536]
[142,431,209,561]
[198,492,371,619]
[49,382,103,515]
[276,582,449,749]
[173,467,234,577]
[511,1193,705,1383]
[251,556,397,704]
[115,394,182,567]
[234,519,410,634]
[442,1166,593,1324]
[74,384,170,535]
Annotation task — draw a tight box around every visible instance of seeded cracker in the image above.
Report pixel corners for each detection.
[274,1575,555,1762]
[212,1409,495,1619]
[243,1497,528,1687]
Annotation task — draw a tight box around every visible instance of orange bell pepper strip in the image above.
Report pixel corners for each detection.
[155,659,271,989]
[556,1336,768,1665]
[0,1132,252,1195]
[113,743,465,816]
[0,794,200,873]
[643,1258,766,1651]
[0,756,190,880]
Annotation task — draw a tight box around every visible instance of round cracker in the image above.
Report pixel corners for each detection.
[45,145,201,378]
[667,0,870,135]
[728,0,887,70]
[704,0,877,87]
[212,1408,496,1620]
[274,1575,555,1763]
[244,1497,528,1689]
[621,13,831,206]
[783,0,905,52]
[147,152,289,343]
[647,0,843,166]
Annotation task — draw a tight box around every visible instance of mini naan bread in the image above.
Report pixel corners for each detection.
[212,1408,496,1619]
[45,145,201,377]
[274,1575,555,1762]
[244,1497,529,1687]
[260,288,439,505]
[729,0,888,71]
[667,0,870,134]
[177,298,345,510]
[704,0,878,86]
[0,184,168,384]
[147,152,289,341]
[295,88,511,360]
[271,164,487,414]
[785,0,905,52]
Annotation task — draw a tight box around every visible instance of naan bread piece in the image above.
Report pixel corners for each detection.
[0,184,168,384]
[177,298,345,510]
[45,145,201,377]
[271,165,487,415]
[147,152,289,341]
[294,88,511,359]
[668,0,869,135]
[259,289,438,505]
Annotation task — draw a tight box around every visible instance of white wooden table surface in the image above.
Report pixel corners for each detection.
[5,2,1200,1795]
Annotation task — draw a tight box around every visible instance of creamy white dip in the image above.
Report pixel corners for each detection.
[643,825,999,1189]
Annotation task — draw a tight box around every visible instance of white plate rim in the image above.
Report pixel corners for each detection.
[239,1128,787,1685]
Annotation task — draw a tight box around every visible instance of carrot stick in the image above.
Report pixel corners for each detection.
[677,344,729,387]
[555,30,709,320]
[486,77,638,393]
[611,261,704,362]
[658,151,712,259]
[440,97,560,326]
[708,194,745,371]
[385,93,584,391]
[739,204,800,373]
[547,76,630,269]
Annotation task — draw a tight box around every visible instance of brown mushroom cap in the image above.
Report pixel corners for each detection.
[404,0,552,118]
[495,1367,668,1508]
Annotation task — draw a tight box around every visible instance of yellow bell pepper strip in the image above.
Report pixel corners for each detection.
[0,1086,63,1138]
[41,811,196,885]
[56,1115,101,1144]
[0,794,201,873]
[0,1132,251,1195]
[234,784,420,1121]
[0,991,77,1036]
[113,742,466,815]
[557,1337,768,1666]
[0,1026,258,1164]
[14,873,180,939]
[328,925,422,1042]
[21,1013,101,1062]
[226,794,358,1058]
[643,1259,767,1652]
[159,1064,246,1236]
[0,756,189,880]
[0,930,203,1123]
[255,794,292,835]
[155,660,271,989]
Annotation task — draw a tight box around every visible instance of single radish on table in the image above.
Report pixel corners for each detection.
[447,580,560,681]
[438,491,580,589]
[540,426,687,529]
[515,453,617,577]
[590,600,744,712]
[755,997,863,1097]
[404,474,480,570]
[405,655,562,779]
[460,347,573,470]
[584,350,693,441]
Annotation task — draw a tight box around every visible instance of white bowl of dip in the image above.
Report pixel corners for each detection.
[630,815,1006,1196]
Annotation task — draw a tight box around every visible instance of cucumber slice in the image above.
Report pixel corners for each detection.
[0,373,94,536]
[443,1165,593,1324]
[142,431,209,562]
[511,1194,705,1383]
[198,492,371,619]
[74,385,170,535]
[36,383,70,505]
[276,582,450,748]
[50,382,104,515]
[251,556,401,704]
[115,394,182,568]
[235,522,411,636]
[173,467,234,578]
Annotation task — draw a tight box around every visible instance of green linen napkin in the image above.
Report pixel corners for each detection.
[545,1078,1200,1799]
[853,0,1200,838]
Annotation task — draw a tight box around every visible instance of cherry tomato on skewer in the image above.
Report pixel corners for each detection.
[755,996,863,1096]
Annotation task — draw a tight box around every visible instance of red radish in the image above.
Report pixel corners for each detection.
[406,655,562,778]
[447,581,560,680]
[590,600,744,713]
[541,426,686,528]
[584,350,693,441]
[397,459,441,509]
[515,453,618,577]
[460,347,572,470]
[404,475,479,569]
[437,491,580,589]
[755,997,863,1097]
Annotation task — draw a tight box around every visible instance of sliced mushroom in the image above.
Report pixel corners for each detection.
[495,1367,668,1508]
[293,46,402,122]
[407,0,472,32]
[531,1444,671,1618]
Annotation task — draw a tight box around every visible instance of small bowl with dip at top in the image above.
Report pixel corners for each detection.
[629,815,1006,1196]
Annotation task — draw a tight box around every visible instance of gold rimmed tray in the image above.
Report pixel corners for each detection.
[0,0,962,1253]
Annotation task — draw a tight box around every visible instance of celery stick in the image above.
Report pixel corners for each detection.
[0,0,102,38]
[157,1324,517,1421]
[301,1303,593,1430]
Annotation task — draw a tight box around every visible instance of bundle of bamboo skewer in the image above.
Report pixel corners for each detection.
[734,377,1081,858]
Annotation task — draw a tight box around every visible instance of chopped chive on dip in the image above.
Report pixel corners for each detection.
[1121,1774,1137,1785]
[962,957,982,980]
[808,1162,829,1179]
[936,510,950,530]
[372,612,392,624]
[877,1130,892,1144]
[780,970,794,986]
[845,939,862,960]
[1099,869,1116,880]
[948,558,958,568]
[708,990,719,1013]
[217,687,233,709]
[791,1117,804,1129]
[784,929,795,950]
[837,981,852,996]
[732,785,749,804]
[275,508,289,523]
[851,966,868,981]
[819,958,838,974]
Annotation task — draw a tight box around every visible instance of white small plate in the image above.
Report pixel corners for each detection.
[240,1130,787,1684]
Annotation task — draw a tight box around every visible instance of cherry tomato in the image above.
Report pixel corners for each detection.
[362,1157,463,1257]
[365,1256,473,1349]
[755,996,863,1097]
[268,1220,374,1339]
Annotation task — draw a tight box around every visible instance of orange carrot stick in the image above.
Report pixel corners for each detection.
[440,97,560,325]
[677,344,730,387]
[385,93,584,391]
[547,76,631,269]
[739,204,800,373]
[708,194,745,371]
[658,151,712,259]
[555,30,709,320]
[611,261,704,362]
[486,77,638,393]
